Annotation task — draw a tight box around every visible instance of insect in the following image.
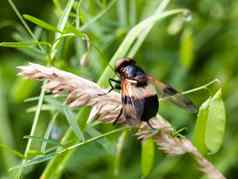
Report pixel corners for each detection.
[107,57,197,127]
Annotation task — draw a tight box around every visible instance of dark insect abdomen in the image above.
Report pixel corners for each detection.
[141,95,159,121]
[122,95,159,122]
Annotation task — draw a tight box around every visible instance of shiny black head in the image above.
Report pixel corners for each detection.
[115,58,146,80]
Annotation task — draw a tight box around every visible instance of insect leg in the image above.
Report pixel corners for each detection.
[106,78,121,94]
[98,78,121,96]
[109,78,121,89]
[113,108,123,125]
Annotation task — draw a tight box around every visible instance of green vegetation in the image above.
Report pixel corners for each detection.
[0,0,236,178]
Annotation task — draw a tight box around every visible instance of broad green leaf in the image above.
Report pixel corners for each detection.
[141,138,155,177]
[193,97,211,154]
[180,28,194,70]
[23,14,62,33]
[193,89,226,155]
[205,89,226,154]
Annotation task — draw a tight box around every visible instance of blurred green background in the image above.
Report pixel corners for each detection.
[0,0,237,178]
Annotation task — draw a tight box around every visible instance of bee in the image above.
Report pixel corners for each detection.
[107,58,197,127]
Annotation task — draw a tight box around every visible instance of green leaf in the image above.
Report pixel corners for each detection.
[141,138,155,177]
[0,41,51,48]
[23,14,62,33]
[179,28,194,70]
[193,89,226,155]
[205,89,226,154]
[193,97,211,154]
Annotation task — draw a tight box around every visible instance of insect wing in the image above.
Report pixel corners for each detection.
[148,76,197,113]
